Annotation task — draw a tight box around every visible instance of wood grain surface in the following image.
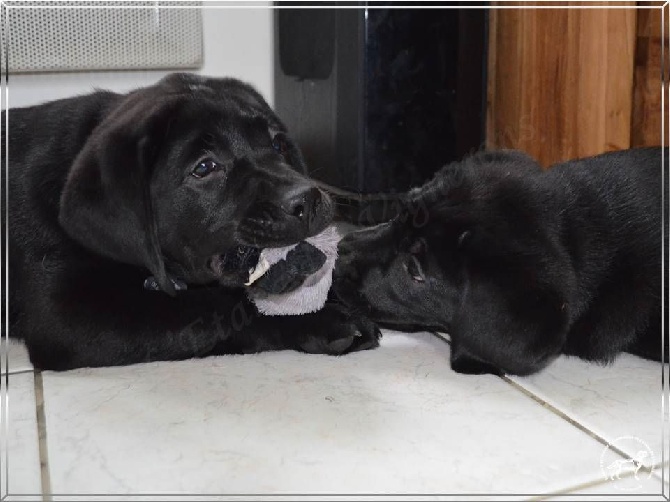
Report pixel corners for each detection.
[487,3,637,167]
[631,4,669,148]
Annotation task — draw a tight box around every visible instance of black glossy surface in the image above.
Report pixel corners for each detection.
[275,5,487,198]
[363,9,460,192]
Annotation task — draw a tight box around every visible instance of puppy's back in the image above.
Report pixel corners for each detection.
[546,147,663,259]
[546,147,664,360]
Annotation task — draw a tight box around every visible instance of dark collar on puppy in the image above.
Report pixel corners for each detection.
[143,275,188,292]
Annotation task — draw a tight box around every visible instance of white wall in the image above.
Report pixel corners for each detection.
[8,5,274,109]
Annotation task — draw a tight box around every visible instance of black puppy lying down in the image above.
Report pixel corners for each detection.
[6,73,379,370]
[335,148,664,376]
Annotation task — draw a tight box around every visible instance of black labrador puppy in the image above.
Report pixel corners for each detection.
[334,148,664,376]
[5,73,379,370]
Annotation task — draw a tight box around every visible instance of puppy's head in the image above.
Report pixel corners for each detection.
[59,73,333,294]
[334,150,572,376]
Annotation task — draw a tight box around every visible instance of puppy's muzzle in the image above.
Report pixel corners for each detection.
[239,186,333,247]
[279,186,325,226]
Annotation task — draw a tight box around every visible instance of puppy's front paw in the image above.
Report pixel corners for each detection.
[298,305,381,355]
[143,274,188,292]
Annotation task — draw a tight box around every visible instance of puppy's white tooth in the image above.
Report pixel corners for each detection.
[245,256,271,286]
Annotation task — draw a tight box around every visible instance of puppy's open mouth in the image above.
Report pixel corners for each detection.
[208,246,261,282]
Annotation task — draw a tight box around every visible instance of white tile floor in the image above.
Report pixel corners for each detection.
[2,331,668,501]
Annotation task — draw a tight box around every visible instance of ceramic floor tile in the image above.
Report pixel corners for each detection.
[653,462,669,485]
[509,353,662,468]
[2,372,42,498]
[42,330,624,496]
[543,470,666,500]
[1,338,33,374]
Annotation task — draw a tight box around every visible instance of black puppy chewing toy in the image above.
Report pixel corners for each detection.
[241,226,341,315]
[145,226,341,316]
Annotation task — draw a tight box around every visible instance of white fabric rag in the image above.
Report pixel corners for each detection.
[245,226,341,316]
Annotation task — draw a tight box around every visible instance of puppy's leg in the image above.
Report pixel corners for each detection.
[563,277,658,363]
[20,266,380,370]
[214,303,381,356]
[21,283,244,370]
[624,305,664,362]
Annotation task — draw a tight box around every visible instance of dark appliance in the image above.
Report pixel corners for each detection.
[275,2,488,222]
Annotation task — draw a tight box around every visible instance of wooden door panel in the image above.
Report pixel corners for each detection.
[487,3,637,167]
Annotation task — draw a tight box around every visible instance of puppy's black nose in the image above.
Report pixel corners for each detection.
[281,186,322,221]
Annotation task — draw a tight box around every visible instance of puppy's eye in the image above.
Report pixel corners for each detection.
[404,255,425,283]
[271,134,289,154]
[191,159,219,178]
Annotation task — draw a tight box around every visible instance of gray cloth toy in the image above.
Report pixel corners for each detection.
[244,226,341,316]
[144,226,341,316]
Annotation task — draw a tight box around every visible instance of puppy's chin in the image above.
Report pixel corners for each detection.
[164,252,255,289]
[207,251,256,288]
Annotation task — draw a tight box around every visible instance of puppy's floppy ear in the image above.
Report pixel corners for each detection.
[451,237,571,376]
[449,341,503,376]
[59,88,183,296]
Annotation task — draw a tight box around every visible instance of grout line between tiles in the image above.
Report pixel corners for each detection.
[529,465,667,500]
[429,331,660,475]
[431,329,666,493]
[501,375,657,474]
[3,369,33,377]
[430,331,451,343]
[33,372,51,502]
